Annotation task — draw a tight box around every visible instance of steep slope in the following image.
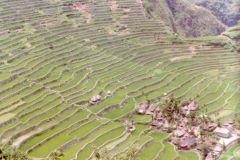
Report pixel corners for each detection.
[143,0,226,37]
[222,22,240,52]
[191,0,240,27]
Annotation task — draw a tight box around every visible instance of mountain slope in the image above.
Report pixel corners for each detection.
[222,22,240,52]
[191,0,240,26]
[143,0,226,37]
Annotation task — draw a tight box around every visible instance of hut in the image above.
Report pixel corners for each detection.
[89,95,101,105]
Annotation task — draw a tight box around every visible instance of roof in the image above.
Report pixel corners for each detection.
[89,95,102,104]
[136,103,149,114]
[213,144,223,152]
[203,123,217,131]
[214,127,230,134]
[96,95,101,99]
[223,120,234,127]
[174,129,185,137]
[214,127,231,138]
[188,101,198,111]
[145,104,156,115]
[151,120,164,128]
[181,136,197,147]
[139,103,149,109]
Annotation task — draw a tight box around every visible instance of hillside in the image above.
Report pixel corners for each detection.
[142,0,226,37]
[191,0,240,27]
[222,23,240,52]
[0,0,239,160]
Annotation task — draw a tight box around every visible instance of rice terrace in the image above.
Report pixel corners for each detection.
[0,0,239,159]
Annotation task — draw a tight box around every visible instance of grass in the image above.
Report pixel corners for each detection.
[178,151,200,160]
[158,142,178,160]
[0,113,16,123]
[220,144,240,160]
[136,141,163,160]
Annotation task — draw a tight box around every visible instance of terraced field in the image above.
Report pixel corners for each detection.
[0,0,239,159]
[220,143,240,160]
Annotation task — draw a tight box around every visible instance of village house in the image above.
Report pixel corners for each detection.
[89,95,101,105]
[162,121,171,132]
[145,104,156,115]
[106,90,112,97]
[181,137,198,149]
[202,123,218,132]
[174,136,198,150]
[124,120,135,132]
[188,101,198,111]
[214,127,231,138]
[181,101,198,115]
[154,112,163,120]
[136,103,149,114]
[223,120,234,126]
[151,119,164,129]
[213,143,223,153]
[222,120,235,132]
[174,129,186,137]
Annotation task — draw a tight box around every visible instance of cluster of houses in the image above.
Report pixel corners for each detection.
[206,121,240,160]
[89,95,101,105]
[89,91,112,105]
[135,100,240,160]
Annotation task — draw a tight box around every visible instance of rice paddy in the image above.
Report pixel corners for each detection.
[0,0,239,159]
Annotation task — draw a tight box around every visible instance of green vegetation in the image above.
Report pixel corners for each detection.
[0,144,30,160]
[220,144,240,160]
[0,0,239,160]
[94,146,138,160]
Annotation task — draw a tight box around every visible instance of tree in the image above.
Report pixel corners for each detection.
[200,144,211,158]
[162,94,180,119]
[0,144,30,160]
